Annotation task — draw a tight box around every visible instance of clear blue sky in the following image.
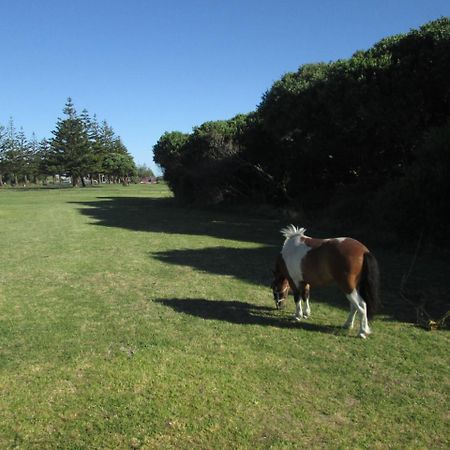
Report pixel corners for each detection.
[1,1,449,175]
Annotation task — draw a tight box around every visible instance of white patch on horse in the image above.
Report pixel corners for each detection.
[281,227,310,289]
[325,237,348,243]
[345,289,371,338]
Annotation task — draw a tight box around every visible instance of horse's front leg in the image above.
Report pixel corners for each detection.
[302,283,311,318]
[293,291,303,321]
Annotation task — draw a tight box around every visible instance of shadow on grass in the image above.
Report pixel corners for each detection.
[71,196,279,245]
[155,298,344,334]
[3,185,103,191]
[151,246,278,286]
[73,195,283,287]
[72,195,450,326]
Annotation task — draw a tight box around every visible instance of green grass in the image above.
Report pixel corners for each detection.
[0,184,449,449]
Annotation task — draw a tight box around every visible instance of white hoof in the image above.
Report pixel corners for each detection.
[293,314,302,322]
[358,332,367,339]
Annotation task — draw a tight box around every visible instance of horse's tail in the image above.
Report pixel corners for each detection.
[358,252,381,319]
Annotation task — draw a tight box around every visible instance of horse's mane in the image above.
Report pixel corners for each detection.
[280,225,306,239]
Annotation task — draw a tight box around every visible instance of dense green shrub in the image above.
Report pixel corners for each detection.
[375,120,450,242]
[154,18,450,242]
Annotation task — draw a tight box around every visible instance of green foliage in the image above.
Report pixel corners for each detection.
[0,118,45,185]
[154,115,257,204]
[1,98,136,186]
[153,131,189,169]
[103,152,136,180]
[50,98,92,185]
[376,119,450,241]
[154,17,450,242]
[153,131,190,197]
[136,164,155,178]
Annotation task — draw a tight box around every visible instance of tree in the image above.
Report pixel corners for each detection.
[37,138,60,183]
[27,133,43,184]
[2,118,22,185]
[153,131,189,195]
[1,100,135,187]
[102,152,136,184]
[136,164,155,179]
[50,98,92,186]
[151,17,450,239]
[153,131,189,170]
[15,127,31,184]
[0,124,6,186]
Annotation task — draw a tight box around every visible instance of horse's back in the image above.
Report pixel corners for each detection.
[302,237,368,291]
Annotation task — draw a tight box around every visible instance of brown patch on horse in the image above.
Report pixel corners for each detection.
[301,238,368,294]
[302,236,324,249]
[275,254,290,282]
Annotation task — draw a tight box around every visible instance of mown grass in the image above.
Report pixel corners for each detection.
[0,184,448,449]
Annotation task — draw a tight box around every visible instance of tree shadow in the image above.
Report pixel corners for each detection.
[71,195,450,326]
[372,251,450,326]
[151,246,353,314]
[155,298,344,334]
[151,245,278,286]
[71,196,280,245]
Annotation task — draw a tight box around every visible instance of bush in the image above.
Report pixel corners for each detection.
[374,120,450,243]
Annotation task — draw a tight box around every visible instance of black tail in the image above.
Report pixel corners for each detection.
[358,252,381,319]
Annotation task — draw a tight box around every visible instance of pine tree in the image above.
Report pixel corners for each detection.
[4,118,21,185]
[38,139,60,183]
[15,127,30,184]
[28,133,41,184]
[0,123,6,186]
[50,98,92,186]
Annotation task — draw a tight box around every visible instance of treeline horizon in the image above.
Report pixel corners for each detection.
[153,17,450,243]
[0,98,144,187]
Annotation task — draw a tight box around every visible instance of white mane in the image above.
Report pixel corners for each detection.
[280,224,306,240]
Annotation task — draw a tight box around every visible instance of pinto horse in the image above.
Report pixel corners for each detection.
[271,225,380,338]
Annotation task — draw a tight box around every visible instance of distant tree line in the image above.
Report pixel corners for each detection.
[0,98,137,187]
[154,18,450,242]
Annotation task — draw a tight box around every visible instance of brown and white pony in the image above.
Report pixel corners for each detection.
[271,225,380,338]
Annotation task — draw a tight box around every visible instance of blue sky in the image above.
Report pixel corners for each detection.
[1,1,449,175]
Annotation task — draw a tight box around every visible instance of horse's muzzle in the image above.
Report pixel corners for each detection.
[273,293,286,309]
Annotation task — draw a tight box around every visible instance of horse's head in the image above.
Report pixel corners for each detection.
[271,273,289,309]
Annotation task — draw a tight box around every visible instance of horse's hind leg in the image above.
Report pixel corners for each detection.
[345,290,371,338]
[343,304,357,329]
[293,283,311,321]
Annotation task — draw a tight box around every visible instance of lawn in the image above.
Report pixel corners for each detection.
[0,184,448,449]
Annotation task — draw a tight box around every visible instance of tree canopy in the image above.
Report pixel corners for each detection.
[0,98,136,186]
[153,17,450,241]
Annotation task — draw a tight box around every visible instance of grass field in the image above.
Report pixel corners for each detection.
[0,184,449,449]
